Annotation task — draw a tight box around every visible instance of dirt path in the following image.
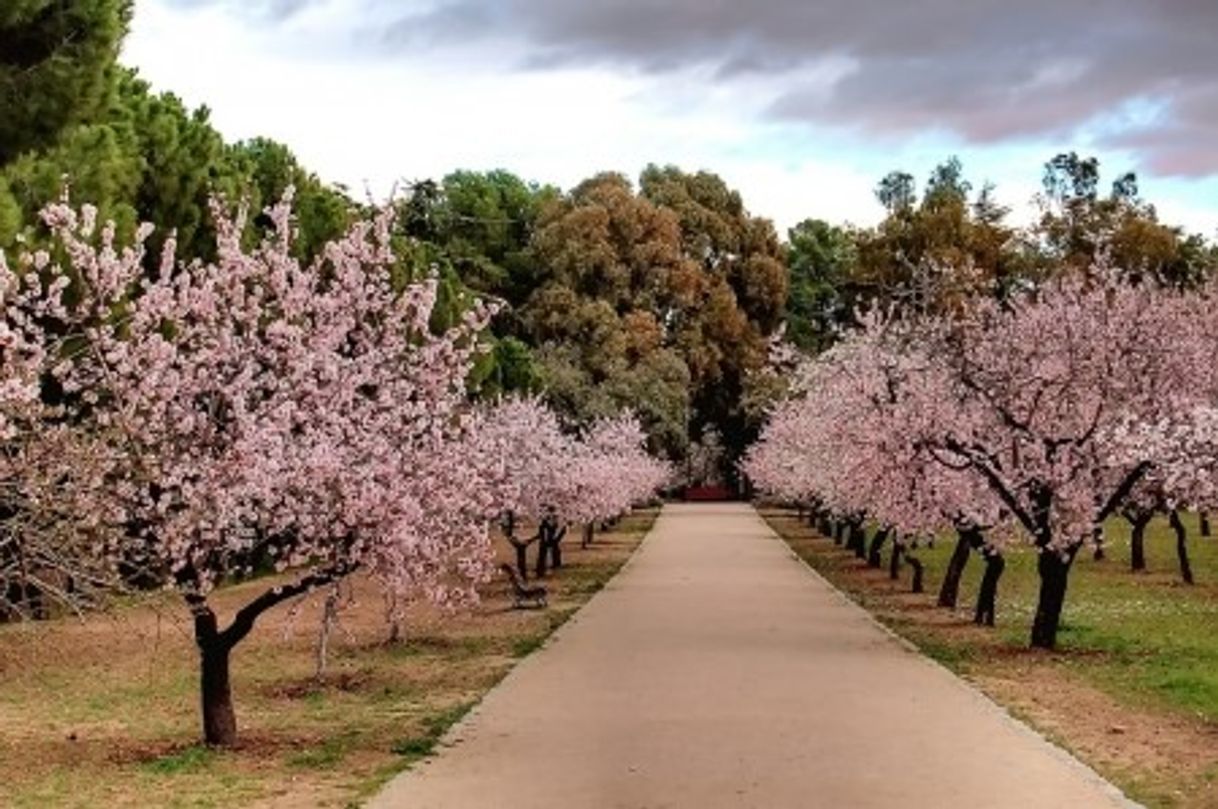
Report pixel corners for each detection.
[370,503,1132,808]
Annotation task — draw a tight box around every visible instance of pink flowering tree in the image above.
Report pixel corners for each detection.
[473,397,670,576]
[748,272,1206,646]
[568,412,671,540]
[2,196,497,745]
[911,275,1202,647]
[744,324,1008,619]
[0,207,140,619]
[1111,405,1218,582]
[469,395,577,578]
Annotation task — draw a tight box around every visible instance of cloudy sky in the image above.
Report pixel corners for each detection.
[123,0,1218,235]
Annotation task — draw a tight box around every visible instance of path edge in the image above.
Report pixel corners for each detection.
[763,509,1142,809]
[366,505,666,807]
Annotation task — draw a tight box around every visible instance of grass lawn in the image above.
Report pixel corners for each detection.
[0,508,657,808]
[761,506,1218,809]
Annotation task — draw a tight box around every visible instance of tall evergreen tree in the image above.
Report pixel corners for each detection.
[0,0,132,163]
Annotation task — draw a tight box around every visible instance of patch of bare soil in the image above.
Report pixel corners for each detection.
[972,663,1218,807]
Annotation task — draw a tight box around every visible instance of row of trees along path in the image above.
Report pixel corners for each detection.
[744,266,1218,650]
[0,199,669,746]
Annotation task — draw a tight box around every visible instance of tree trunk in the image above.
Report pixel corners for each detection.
[907,555,924,593]
[382,590,404,644]
[1030,550,1075,650]
[867,528,890,568]
[514,543,530,580]
[581,523,594,550]
[535,540,549,578]
[889,541,902,580]
[1201,512,1212,538]
[195,608,237,747]
[1129,515,1149,572]
[315,587,339,680]
[189,562,355,746]
[1170,510,1194,585]
[848,522,867,559]
[974,552,1004,627]
[937,530,974,608]
[832,521,845,546]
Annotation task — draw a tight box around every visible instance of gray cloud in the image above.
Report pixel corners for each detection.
[161,0,313,22]
[176,0,1218,177]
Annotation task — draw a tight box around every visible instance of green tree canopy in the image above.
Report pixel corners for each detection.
[785,218,857,353]
[1035,151,1213,288]
[0,0,132,163]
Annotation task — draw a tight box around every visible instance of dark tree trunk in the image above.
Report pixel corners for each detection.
[1031,550,1075,649]
[974,552,1004,627]
[1201,512,1212,538]
[866,528,890,568]
[937,530,975,609]
[1129,515,1149,572]
[1170,510,1194,585]
[581,523,594,549]
[535,539,549,577]
[848,522,867,559]
[195,609,237,747]
[833,521,845,546]
[514,544,529,581]
[188,563,353,746]
[907,555,924,593]
[889,541,902,580]
[550,538,563,570]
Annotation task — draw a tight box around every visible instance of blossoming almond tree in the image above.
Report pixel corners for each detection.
[4,196,498,745]
[1111,406,1218,582]
[0,206,138,619]
[468,395,576,578]
[743,325,1008,617]
[747,272,1208,647]
[472,397,670,573]
[919,276,1203,647]
[571,412,670,530]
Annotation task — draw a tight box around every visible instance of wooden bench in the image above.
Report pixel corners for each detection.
[499,564,547,609]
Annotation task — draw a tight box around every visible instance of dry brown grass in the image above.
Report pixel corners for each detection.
[0,509,657,808]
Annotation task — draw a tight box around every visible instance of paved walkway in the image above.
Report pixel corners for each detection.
[371,503,1131,808]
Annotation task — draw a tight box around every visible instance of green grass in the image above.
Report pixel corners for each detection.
[287,731,362,770]
[390,701,477,763]
[141,745,216,776]
[791,511,1218,713]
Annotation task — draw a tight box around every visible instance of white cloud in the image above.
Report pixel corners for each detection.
[123,0,1216,237]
